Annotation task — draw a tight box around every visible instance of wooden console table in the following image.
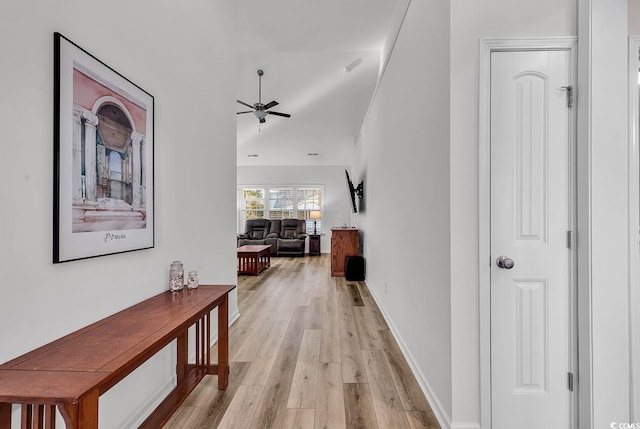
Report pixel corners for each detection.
[0,284,235,429]
[237,244,271,275]
[331,228,359,276]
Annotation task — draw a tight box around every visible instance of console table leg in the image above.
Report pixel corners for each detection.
[60,389,98,429]
[206,312,211,367]
[195,319,201,366]
[199,316,205,365]
[0,403,10,429]
[217,294,229,389]
[176,330,188,385]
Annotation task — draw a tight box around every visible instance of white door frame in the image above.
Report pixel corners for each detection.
[628,35,640,422]
[478,37,579,429]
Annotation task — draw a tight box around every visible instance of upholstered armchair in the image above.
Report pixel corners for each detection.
[274,219,307,256]
[237,219,271,247]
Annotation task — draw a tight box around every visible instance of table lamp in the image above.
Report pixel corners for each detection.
[310,210,321,234]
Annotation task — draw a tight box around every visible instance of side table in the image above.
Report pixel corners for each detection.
[309,234,321,256]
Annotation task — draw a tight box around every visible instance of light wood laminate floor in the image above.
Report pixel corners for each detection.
[164,255,440,429]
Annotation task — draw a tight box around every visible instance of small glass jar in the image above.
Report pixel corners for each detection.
[169,261,184,292]
[187,271,199,289]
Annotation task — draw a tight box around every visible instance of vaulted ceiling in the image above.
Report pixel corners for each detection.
[232,0,402,166]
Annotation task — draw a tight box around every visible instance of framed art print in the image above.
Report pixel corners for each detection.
[53,32,154,263]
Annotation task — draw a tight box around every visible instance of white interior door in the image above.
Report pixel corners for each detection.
[490,50,574,429]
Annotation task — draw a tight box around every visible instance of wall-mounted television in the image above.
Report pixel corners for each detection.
[345,169,364,214]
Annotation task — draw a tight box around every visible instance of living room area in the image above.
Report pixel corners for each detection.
[237,166,352,255]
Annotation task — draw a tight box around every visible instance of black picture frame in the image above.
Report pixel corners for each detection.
[54,33,154,263]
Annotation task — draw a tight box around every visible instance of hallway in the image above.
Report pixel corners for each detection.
[165,255,439,428]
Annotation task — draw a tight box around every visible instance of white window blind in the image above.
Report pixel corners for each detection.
[238,185,323,234]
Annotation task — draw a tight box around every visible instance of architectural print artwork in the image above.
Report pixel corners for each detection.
[54,33,154,263]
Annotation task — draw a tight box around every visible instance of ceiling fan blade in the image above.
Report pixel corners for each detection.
[264,100,279,110]
[259,118,266,124]
[237,111,254,115]
[267,111,291,118]
[236,100,255,109]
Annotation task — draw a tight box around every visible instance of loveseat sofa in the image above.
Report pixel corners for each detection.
[237,219,307,256]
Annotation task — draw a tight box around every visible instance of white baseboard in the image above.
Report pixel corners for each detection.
[451,423,482,429]
[229,309,241,326]
[126,375,177,428]
[366,280,454,429]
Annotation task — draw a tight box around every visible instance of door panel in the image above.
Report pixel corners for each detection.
[514,280,548,394]
[490,50,572,429]
[514,73,547,243]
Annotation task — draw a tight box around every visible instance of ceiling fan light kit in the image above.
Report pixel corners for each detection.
[237,69,291,125]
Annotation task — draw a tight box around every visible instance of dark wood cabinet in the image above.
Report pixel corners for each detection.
[309,234,321,256]
[331,228,359,276]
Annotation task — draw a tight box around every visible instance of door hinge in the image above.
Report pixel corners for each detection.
[568,372,574,391]
[561,85,574,108]
[566,231,574,249]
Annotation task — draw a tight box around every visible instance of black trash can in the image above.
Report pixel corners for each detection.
[345,256,365,281]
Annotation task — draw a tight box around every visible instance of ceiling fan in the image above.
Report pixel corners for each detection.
[237,69,291,124]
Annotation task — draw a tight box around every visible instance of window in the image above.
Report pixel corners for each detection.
[238,185,323,233]
[268,188,294,220]
[296,188,322,233]
[239,188,265,223]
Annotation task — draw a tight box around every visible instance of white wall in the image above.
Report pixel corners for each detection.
[237,165,353,253]
[0,1,238,427]
[581,0,631,426]
[450,1,576,427]
[630,3,640,422]
[355,0,576,425]
[630,0,640,33]
[353,0,453,422]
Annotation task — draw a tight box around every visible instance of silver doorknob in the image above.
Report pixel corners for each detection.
[496,256,515,269]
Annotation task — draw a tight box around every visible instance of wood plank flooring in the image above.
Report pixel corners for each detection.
[164,255,439,429]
